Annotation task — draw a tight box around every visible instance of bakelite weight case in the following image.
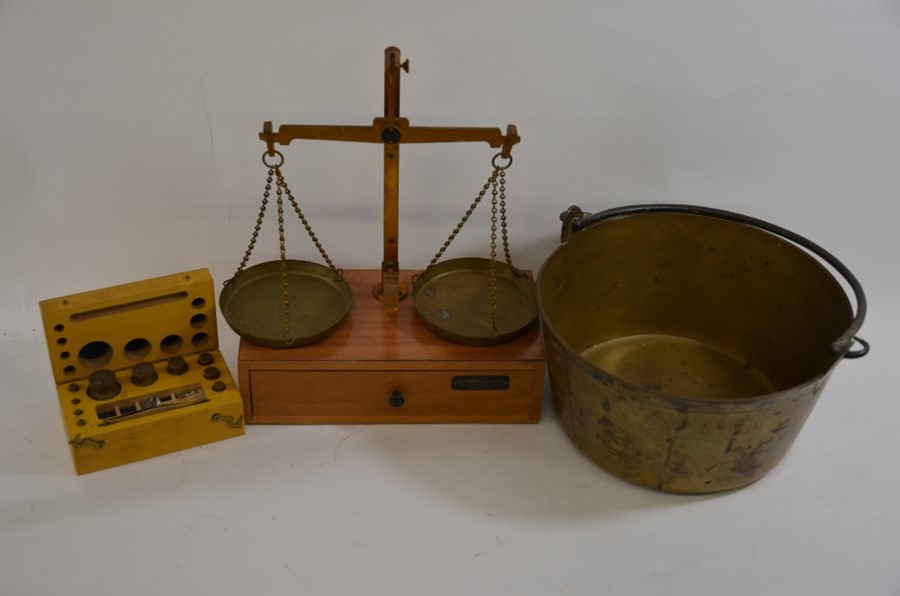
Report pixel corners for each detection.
[40,269,244,474]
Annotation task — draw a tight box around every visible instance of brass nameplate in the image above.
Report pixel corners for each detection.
[451,375,510,391]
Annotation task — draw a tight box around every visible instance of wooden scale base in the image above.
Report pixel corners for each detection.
[238,269,545,424]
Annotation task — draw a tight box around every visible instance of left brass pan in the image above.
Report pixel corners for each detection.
[219,260,351,348]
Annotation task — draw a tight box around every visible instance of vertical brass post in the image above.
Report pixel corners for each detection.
[377,46,409,311]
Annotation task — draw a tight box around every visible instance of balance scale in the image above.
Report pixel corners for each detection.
[224,47,545,424]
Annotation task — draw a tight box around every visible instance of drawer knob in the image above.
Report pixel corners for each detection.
[389,391,405,408]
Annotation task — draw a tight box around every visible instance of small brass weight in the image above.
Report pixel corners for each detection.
[221,46,532,347]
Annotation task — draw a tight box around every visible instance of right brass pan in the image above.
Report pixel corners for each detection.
[538,204,868,493]
[219,259,351,348]
[412,257,537,346]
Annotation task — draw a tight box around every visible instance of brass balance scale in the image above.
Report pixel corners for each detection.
[221,47,545,424]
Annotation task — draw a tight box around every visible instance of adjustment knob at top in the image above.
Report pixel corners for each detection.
[87,369,122,401]
[131,362,158,386]
[167,356,189,376]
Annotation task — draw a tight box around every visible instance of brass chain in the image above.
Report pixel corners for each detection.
[418,170,498,282]
[276,168,343,281]
[489,173,499,335]
[417,154,516,278]
[497,168,524,276]
[226,166,274,285]
[274,173,293,343]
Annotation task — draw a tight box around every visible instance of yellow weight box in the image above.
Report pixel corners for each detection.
[39,269,244,474]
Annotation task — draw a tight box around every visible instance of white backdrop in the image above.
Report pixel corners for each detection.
[2,1,899,594]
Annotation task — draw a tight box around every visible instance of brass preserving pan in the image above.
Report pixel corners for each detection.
[537,204,868,493]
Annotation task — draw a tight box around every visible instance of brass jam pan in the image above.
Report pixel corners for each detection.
[412,257,537,346]
[219,259,351,348]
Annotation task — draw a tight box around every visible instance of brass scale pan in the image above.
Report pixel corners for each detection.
[220,258,536,347]
[412,257,537,346]
[220,260,352,348]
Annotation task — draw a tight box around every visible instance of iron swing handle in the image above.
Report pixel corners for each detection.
[559,203,868,359]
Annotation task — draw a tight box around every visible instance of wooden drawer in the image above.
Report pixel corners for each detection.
[246,367,543,424]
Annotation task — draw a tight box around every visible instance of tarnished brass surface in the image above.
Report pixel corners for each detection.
[537,205,866,493]
[220,260,351,348]
[580,334,778,399]
[413,258,537,346]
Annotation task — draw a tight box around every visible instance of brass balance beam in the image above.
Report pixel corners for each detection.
[258,46,520,311]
